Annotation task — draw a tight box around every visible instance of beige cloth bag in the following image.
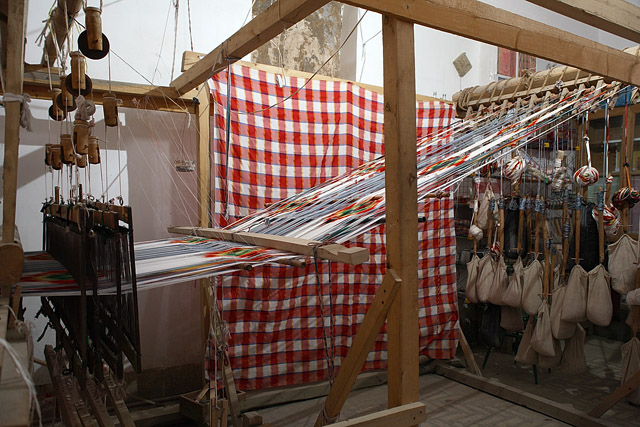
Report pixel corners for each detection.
[538,337,562,369]
[488,256,508,305]
[587,264,613,327]
[466,254,480,303]
[515,317,538,365]
[530,300,555,357]
[550,285,577,340]
[476,255,495,303]
[522,259,543,315]
[608,233,638,295]
[621,337,640,405]
[561,324,588,375]
[500,305,524,333]
[477,186,495,230]
[502,257,523,308]
[561,265,588,323]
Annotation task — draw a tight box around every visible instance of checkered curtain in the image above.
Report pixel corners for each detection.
[209,64,458,390]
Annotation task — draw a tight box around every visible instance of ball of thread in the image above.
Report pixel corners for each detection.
[469,224,483,241]
[573,165,599,187]
[612,186,640,210]
[504,157,525,182]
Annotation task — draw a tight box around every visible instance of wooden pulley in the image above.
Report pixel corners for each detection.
[51,145,63,170]
[45,144,53,166]
[78,7,110,60]
[88,136,101,164]
[73,119,90,154]
[56,77,77,112]
[103,92,119,127]
[76,154,88,168]
[60,134,75,164]
[66,52,93,96]
[48,88,66,121]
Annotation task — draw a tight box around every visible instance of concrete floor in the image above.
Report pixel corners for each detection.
[259,335,640,426]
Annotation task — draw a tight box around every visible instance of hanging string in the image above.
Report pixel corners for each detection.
[186,0,194,51]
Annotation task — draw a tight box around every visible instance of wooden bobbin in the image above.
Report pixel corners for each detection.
[85,7,103,51]
[70,51,87,90]
[58,77,76,111]
[60,134,75,164]
[50,88,64,119]
[88,136,101,164]
[76,154,87,168]
[51,145,63,170]
[73,119,90,154]
[45,144,53,166]
[103,92,118,127]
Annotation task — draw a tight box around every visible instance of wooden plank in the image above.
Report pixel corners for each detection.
[168,226,370,265]
[19,69,197,114]
[588,371,640,418]
[171,0,331,94]
[315,270,402,426]
[44,345,83,427]
[0,329,33,427]
[382,15,419,410]
[435,364,608,427]
[330,402,426,427]
[526,0,640,43]
[343,0,640,87]
[457,328,482,377]
[0,298,9,384]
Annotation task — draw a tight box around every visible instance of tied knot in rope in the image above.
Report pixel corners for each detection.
[612,186,640,210]
[3,93,33,131]
[504,156,526,183]
[573,165,599,187]
[74,95,96,121]
[592,205,620,238]
[469,224,483,241]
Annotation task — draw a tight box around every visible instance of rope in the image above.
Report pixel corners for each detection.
[2,93,33,131]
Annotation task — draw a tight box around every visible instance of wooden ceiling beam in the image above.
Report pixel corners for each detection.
[526,0,640,44]
[170,0,330,94]
[342,0,640,87]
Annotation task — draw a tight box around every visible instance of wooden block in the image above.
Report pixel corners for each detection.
[242,411,263,427]
[330,402,426,427]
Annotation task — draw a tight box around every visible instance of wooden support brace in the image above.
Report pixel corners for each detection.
[588,371,640,418]
[315,270,402,427]
[330,402,427,427]
[168,227,369,265]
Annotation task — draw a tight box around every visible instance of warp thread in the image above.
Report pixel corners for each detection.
[3,93,33,131]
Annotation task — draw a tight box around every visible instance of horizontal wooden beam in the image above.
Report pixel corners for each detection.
[168,226,369,265]
[526,0,640,44]
[331,402,427,427]
[170,0,330,94]
[17,67,197,113]
[342,0,640,87]
[435,363,608,427]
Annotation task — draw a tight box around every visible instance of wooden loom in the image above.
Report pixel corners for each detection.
[2,0,640,426]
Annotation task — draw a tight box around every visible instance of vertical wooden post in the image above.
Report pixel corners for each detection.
[382,15,419,410]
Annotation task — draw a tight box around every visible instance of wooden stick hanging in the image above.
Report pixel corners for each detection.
[597,187,605,264]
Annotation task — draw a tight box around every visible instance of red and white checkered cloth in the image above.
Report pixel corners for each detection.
[209,64,458,390]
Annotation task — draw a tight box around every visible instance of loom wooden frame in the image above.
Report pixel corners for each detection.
[3,0,640,425]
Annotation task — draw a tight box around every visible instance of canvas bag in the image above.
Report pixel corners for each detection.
[608,233,639,295]
[530,300,555,357]
[538,337,562,369]
[522,259,543,315]
[502,257,523,308]
[476,254,495,303]
[628,288,640,306]
[477,186,495,230]
[561,324,588,375]
[621,337,640,405]
[515,316,539,365]
[587,264,613,327]
[550,285,577,340]
[500,305,524,333]
[488,256,508,305]
[561,265,588,323]
[466,254,480,303]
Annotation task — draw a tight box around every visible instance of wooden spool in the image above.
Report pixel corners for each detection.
[49,88,64,120]
[85,7,103,51]
[88,136,101,164]
[70,51,87,90]
[45,144,53,166]
[103,92,118,127]
[60,134,75,164]
[51,145,63,170]
[73,119,90,154]
[59,77,76,110]
[76,153,87,168]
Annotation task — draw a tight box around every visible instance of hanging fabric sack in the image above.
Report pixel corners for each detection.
[561,324,588,375]
[476,254,495,303]
[538,337,562,369]
[621,337,640,405]
[500,305,524,333]
[587,264,613,327]
[627,288,640,306]
[515,316,539,365]
[466,254,480,303]
[550,285,577,340]
[561,265,588,322]
[530,300,555,357]
[502,257,523,308]
[480,304,504,348]
[609,233,639,295]
[522,259,543,315]
[477,186,495,230]
[488,256,508,305]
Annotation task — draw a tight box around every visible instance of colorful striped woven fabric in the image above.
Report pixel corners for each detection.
[209,64,458,390]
